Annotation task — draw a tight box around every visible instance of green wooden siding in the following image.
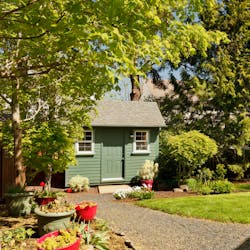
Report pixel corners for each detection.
[124,128,159,182]
[65,127,160,186]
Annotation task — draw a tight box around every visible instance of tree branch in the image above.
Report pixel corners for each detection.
[0,94,11,105]
[0,0,40,19]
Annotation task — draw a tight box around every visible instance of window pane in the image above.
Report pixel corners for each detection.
[84,131,92,140]
[78,142,92,151]
[136,131,147,141]
[136,142,147,150]
[141,132,147,140]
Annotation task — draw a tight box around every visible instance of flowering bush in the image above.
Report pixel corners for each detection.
[69,175,90,192]
[113,186,154,200]
[113,187,133,200]
[138,160,159,180]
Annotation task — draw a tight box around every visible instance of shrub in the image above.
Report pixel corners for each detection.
[211,180,233,194]
[186,178,233,195]
[161,130,218,183]
[69,175,89,192]
[199,185,213,195]
[128,189,154,200]
[214,164,227,180]
[197,167,214,183]
[185,178,198,191]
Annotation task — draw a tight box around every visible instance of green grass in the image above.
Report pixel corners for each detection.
[233,183,250,191]
[136,192,250,224]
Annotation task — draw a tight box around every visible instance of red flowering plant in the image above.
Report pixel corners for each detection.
[34,181,60,199]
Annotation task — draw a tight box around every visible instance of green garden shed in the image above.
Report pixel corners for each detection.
[65,100,166,186]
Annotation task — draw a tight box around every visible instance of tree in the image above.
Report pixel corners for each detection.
[0,0,228,187]
[125,0,227,100]
[159,0,250,178]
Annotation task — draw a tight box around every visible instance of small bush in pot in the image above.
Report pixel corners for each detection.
[68,175,89,192]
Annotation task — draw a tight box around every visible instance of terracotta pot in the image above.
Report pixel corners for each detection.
[37,230,81,250]
[75,201,97,221]
[35,197,56,205]
[141,179,154,190]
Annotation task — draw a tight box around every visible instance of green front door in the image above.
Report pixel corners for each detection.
[101,128,124,182]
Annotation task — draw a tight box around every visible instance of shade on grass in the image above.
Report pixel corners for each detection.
[136,192,250,224]
[233,183,250,191]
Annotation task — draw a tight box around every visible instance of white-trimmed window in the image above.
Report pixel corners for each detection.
[133,130,150,153]
[75,130,94,155]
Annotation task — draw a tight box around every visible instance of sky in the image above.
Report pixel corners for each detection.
[104,67,181,100]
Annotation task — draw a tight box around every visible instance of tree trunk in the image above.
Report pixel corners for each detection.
[129,75,141,101]
[12,79,26,187]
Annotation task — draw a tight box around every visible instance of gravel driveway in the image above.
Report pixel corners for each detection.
[66,192,250,250]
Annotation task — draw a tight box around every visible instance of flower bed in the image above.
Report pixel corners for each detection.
[113,186,154,200]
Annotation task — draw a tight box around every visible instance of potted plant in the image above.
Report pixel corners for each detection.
[34,199,76,236]
[75,201,97,221]
[138,160,159,190]
[68,175,90,193]
[36,228,82,250]
[34,181,61,205]
[4,184,34,216]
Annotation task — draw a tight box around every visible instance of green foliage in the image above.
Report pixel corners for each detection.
[161,130,218,182]
[199,185,212,195]
[196,167,214,183]
[23,122,76,173]
[211,180,233,194]
[37,228,80,250]
[6,184,27,194]
[128,189,154,200]
[0,0,227,186]
[159,0,250,181]
[214,164,227,180]
[228,163,250,180]
[185,178,198,191]
[186,178,233,195]
[80,220,109,250]
[0,227,35,249]
[113,186,154,200]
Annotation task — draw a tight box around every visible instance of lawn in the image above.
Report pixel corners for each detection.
[233,182,250,191]
[136,192,250,224]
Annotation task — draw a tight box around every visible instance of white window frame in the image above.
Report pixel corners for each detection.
[132,130,150,154]
[75,130,94,155]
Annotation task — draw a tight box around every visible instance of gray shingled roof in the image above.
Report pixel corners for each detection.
[91,100,166,127]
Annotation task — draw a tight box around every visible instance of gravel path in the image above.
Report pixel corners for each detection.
[66,192,250,250]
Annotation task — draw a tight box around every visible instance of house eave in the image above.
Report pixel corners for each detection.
[91,124,166,128]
